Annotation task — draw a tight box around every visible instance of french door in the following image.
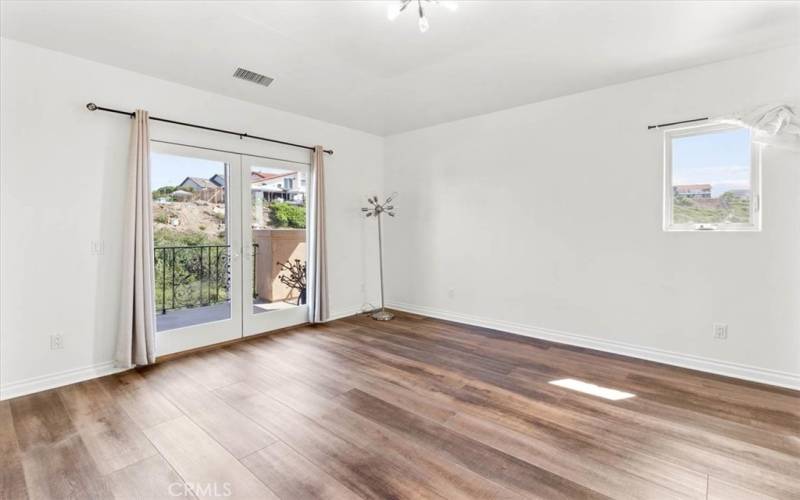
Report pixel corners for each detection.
[241,155,309,336]
[150,143,309,356]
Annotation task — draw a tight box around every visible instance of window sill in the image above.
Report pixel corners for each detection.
[664,225,761,233]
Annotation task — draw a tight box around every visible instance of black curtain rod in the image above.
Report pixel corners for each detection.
[647,117,709,130]
[86,103,333,155]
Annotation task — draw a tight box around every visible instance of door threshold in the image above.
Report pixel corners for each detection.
[155,321,311,364]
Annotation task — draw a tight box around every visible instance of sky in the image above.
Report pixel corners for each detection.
[152,131,751,198]
[151,153,297,190]
[672,127,751,197]
[151,153,224,189]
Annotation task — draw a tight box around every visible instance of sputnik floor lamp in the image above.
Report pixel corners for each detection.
[362,194,396,321]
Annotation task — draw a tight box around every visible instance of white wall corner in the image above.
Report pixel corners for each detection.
[387,302,800,391]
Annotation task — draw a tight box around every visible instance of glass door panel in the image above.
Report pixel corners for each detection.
[150,143,243,356]
[242,156,309,336]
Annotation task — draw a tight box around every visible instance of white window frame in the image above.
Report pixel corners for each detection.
[663,122,761,232]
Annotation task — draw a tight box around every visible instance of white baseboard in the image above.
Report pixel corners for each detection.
[388,301,800,391]
[6,303,793,400]
[0,307,363,401]
[328,305,371,321]
[0,361,128,401]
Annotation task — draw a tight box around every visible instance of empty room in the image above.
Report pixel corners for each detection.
[1,1,799,499]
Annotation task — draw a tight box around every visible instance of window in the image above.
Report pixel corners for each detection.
[664,123,760,231]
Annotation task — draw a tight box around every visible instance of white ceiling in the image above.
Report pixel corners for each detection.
[2,1,798,135]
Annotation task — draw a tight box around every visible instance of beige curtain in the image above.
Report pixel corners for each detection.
[115,110,157,367]
[308,146,329,323]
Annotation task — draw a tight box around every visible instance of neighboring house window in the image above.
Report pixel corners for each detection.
[664,123,760,231]
[284,178,294,190]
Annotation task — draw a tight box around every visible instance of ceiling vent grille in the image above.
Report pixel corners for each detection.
[233,68,274,87]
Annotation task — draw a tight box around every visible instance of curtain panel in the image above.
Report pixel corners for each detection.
[308,145,330,323]
[115,110,157,367]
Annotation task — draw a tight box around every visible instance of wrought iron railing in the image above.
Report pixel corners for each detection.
[154,244,257,314]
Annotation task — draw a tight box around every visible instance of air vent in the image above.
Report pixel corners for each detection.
[233,67,274,87]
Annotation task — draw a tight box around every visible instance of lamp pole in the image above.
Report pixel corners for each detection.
[362,194,396,321]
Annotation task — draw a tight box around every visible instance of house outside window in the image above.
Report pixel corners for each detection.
[664,123,760,232]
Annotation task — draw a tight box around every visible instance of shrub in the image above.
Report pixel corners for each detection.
[154,228,220,247]
[152,185,177,200]
[154,213,169,224]
[268,202,306,228]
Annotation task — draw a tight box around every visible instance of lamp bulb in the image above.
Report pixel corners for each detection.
[387,3,402,21]
[418,15,429,32]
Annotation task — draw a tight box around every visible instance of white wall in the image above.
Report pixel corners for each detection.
[0,38,384,398]
[384,45,800,388]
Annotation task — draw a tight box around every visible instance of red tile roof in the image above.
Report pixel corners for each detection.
[250,171,292,183]
[674,184,711,193]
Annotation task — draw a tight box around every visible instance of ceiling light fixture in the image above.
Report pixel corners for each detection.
[387,0,458,33]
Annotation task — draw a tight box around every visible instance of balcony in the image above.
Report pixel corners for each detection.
[154,244,300,331]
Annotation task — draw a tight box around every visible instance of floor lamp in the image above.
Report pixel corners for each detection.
[362,194,396,321]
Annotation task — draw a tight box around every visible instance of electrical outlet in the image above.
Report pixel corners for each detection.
[91,240,105,255]
[713,323,728,340]
[50,334,64,350]
[447,288,455,299]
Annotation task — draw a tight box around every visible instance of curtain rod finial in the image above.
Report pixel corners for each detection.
[86,102,97,111]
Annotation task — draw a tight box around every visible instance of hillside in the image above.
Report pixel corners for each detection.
[153,201,226,244]
[673,192,750,224]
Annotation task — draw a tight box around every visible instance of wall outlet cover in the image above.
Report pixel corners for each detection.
[50,334,64,350]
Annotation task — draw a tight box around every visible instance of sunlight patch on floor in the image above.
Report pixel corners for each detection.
[549,378,635,400]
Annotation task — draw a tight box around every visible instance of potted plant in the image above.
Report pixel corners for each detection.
[277,259,306,305]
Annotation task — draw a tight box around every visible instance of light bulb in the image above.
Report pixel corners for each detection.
[418,15,429,32]
[387,3,402,21]
[440,1,458,11]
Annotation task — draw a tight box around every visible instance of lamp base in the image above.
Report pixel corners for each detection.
[371,310,395,321]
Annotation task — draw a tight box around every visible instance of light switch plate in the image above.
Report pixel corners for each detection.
[91,240,105,255]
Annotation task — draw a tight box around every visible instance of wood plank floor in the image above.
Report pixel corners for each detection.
[2,311,798,499]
